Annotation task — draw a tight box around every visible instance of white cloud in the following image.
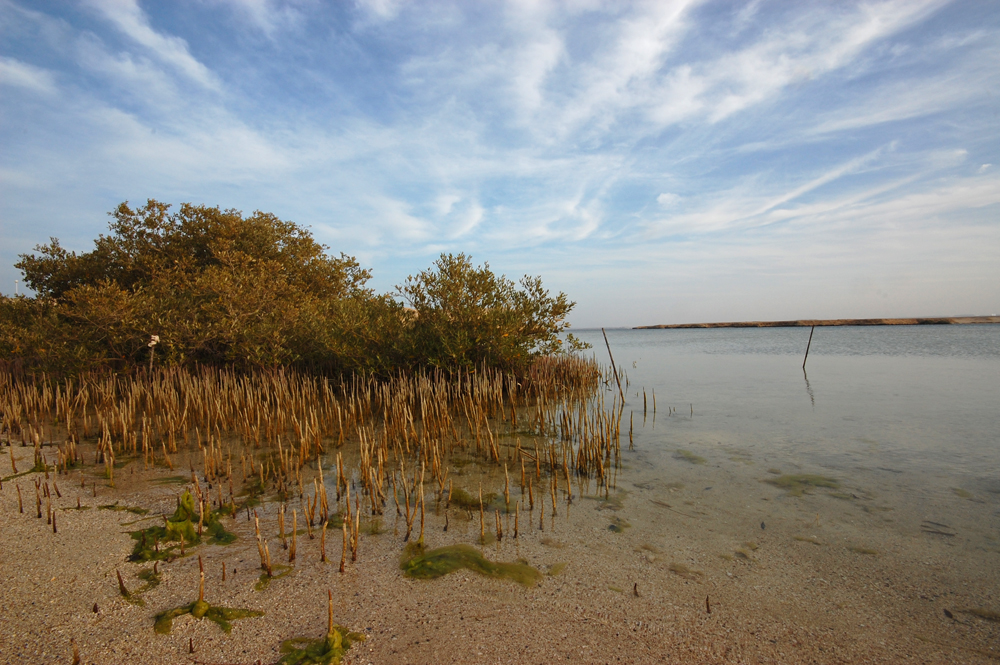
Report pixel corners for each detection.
[0,56,57,94]
[210,0,306,35]
[354,0,402,21]
[450,200,484,239]
[753,144,891,217]
[84,0,220,89]
[979,164,992,173]
[657,192,680,207]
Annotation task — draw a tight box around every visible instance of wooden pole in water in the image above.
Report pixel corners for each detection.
[602,329,625,403]
[802,325,816,369]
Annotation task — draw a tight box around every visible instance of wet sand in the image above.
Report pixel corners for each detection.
[3,441,999,664]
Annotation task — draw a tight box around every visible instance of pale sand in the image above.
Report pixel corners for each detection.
[2,441,999,665]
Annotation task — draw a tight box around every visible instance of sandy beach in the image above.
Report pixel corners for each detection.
[3,438,999,665]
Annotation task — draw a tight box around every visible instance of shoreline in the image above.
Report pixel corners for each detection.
[5,439,998,664]
[634,315,1000,329]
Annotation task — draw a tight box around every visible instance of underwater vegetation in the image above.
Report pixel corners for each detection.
[117,566,163,606]
[255,564,293,591]
[959,608,1000,623]
[99,503,149,515]
[608,516,631,533]
[668,563,703,580]
[278,628,367,665]
[589,489,627,511]
[152,475,190,485]
[278,591,366,665]
[765,474,839,497]
[449,487,498,511]
[675,450,707,465]
[129,491,236,562]
[400,543,541,586]
[848,546,878,555]
[154,563,262,635]
[154,603,263,635]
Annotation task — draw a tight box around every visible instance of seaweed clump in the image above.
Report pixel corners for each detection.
[278,591,366,665]
[765,474,839,497]
[668,562,703,580]
[99,502,149,515]
[675,450,707,465]
[255,564,293,591]
[449,488,497,511]
[155,564,263,635]
[608,516,631,533]
[400,543,540,586]
[154,602,263,635]
[129,491,236,562]
[959,608,1000,623]
[278,627,366,665]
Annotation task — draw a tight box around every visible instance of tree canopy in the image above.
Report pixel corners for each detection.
[3,200,587,375]
[399,253,586,371]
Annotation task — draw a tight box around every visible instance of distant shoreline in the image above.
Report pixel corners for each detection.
[634,316,1000,329]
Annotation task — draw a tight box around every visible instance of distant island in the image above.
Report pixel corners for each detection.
[635,316,1000,329]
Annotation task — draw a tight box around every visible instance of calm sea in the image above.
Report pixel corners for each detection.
[573,325,1000,486]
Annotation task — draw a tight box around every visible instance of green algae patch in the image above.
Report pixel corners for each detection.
[255,564,293,591]
[675,449,707,465]
[129,491,236,562]
[608,516,631,533]
[449,487,497,511]
[152,475,189,485]
[400,543,541,586]
[136,567,162,593]
[959,608,1000,623]
[237,476,266,508]
[278,627,366,665]
[848,546,878,556]
[765,474,839,497]
[668,563,703,580]
[154,602,263,635]
[548,562,568,576]
[588,489,628,511]
[99,503,149,515]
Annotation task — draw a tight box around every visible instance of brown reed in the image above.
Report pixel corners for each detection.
[340,521,347,573]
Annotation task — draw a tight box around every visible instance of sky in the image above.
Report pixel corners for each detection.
[1,0,998,328]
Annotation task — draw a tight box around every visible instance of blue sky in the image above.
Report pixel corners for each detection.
[1,0,998,327]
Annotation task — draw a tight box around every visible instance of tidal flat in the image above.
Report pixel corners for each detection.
[3,341,1000,663]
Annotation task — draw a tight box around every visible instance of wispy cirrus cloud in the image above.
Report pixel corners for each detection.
[83,0,220,89]
[0,56,57,94]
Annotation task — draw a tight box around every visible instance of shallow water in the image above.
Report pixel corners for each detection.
[566,325,1000,628]
[576,325,1000,487]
